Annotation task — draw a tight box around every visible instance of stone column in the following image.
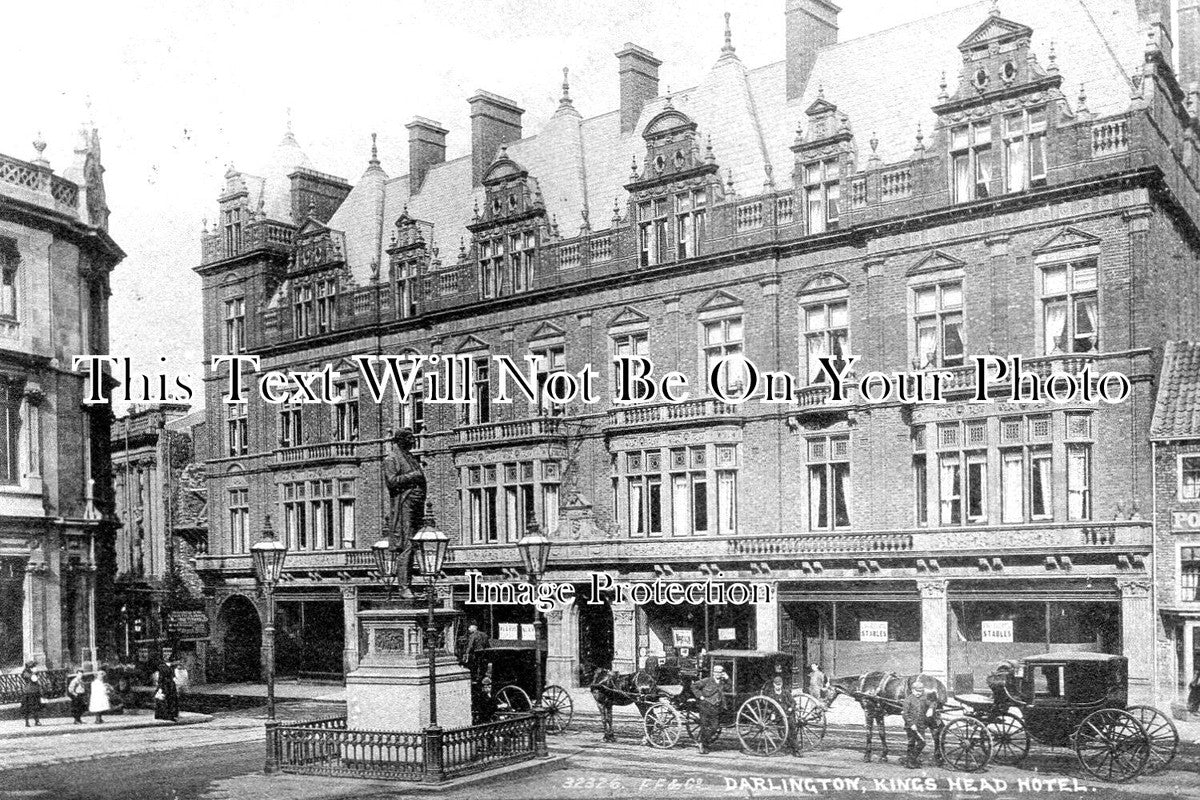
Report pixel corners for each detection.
[611,602,637,673]
[545,599,577,688]
[1118,577,1154,704]
[755,586,779,651]
[917,578,949,685]
[22,548,48,667]
[341,585,359,674]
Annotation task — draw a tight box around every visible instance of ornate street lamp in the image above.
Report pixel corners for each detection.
[517,516,552,758]
[410,504,449,781]
[251,514,288,721]
[371,536,401,598]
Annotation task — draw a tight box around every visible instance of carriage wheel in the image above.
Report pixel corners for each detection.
[736,695,789,757]
[496,685,532,714]
[643,702,683,749]
[539,685,573,734]
[684,708,721,745]
[1074,709,1149,782]
[938,717,992,773]
[984,712,1029,766]
[792,693,827,750]
[1125,706,1178,774]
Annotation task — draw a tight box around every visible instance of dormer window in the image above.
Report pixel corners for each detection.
[509,231,535,293]
[675,189,707,260]
[395,261,420,319]
[951,121,992,202]
[803,158,840,234]
[638,199,669,267]
[223,207,243,256]
[480,237,506,298]
[1003,107,1047,192]
[315,278,337,334]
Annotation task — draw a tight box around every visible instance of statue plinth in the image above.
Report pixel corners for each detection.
[346,601,471,732]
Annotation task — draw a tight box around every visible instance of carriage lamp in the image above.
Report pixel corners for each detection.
[251,514,288,725]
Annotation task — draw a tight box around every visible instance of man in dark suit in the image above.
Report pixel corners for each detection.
[692,664,729,754]
[902,683,938,768]
[464,624,491,680]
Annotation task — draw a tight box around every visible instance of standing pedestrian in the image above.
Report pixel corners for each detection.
[19,661,42,727]
[153,662,179,721]
[902,683,937,769]
[174,660,190,699]
[764,673,799,755]
[1187,668,1200,713]
[67,670,88,724]
[808,664,828,704]
[692,664,729,754]
[89,669,111,723]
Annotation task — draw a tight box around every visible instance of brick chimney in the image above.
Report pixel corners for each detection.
[786,0,840,101]
[1180,0,1200,89]
[406,117,448,194]
[616,44,662,135]
[469,91,524,186]
[1136,0,1174,62]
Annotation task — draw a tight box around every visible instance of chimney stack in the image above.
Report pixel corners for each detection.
[406,117,448,194]
[1180,0,1200,91]
[616,44,662,135]
[469,91,524,186]
[1136,0,1174,62]
[786,0,840,102]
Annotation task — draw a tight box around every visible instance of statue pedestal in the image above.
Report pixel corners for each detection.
[346,603,471,732]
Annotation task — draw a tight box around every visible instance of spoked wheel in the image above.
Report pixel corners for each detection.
[684,707,721,745]
[539,685,574,733]
[1125,706,1178,774]
[643,702,683,749]
[736,695,789,756]
[792,692,827,750]
[495,685,532,714]
[938,717,992,772]
[1074,709,1149,782]
[984,712,1029,766]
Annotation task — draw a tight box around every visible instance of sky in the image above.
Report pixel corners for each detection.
[0,0,1020,408]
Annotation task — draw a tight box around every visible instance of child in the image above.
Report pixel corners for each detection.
[67,670,88,724]
[89,669,112,723]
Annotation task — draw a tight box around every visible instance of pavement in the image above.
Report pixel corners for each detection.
[0,709,212,739]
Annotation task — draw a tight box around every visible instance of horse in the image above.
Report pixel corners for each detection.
[588,668,662,743]
[823,671,948,763]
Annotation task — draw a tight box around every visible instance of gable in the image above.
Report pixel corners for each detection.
[799,272,849,295]
[697,289,743,313]
[528,321,566,343]
[907,250,966,276]
[455,334,490,353]
[1033,227,1102,256]
[643,107,697,140]
[608,306,650,329]
[958,15,1033,51]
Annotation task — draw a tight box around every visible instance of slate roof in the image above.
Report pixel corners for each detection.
[1151,341,1200,440]
[324,0,1144,284]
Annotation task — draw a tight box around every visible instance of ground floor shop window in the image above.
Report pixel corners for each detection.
[274,600,344,679]
[0,557,24,668]
[782,599,921,677]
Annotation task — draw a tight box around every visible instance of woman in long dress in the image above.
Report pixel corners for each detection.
[20,661,42,727]
[153,662,179,721]
[89,669,111,723]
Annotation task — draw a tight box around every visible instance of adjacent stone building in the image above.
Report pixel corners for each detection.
[193,0,1200,706]
[0,129,123,672]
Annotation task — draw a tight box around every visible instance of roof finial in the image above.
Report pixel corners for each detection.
[1047,41,1058,74]
[368,132,380,168]
[664,86,674,108]
[705,134,716,164]
[938,71,949,101]
[557,66,576,113]
[612,196,622,225]
[989,0,1000,17]
[32,133,48,166]
[286,106,293,134]
[818,84,825,101]
[630,154,639,180]
[914,121,926,155]
[722,12,735,55]
[1076,82,1091,119]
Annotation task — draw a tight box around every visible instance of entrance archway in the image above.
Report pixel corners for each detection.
[577,598,613,682]
[217,595,262,683]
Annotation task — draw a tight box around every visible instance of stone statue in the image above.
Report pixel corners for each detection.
[383,428,426,598]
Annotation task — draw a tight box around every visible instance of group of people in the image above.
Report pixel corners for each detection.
[18,659,189,726]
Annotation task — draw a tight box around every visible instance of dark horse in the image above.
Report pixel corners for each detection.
[589,668,662,743]
[824,672,948,762]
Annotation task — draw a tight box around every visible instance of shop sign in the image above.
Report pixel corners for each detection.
[672,628,694,649]
[718,627,736,641]
[166,610,209,641]
[859,621,888,642]
[519,623,535,641]
[498,622,519,639]
[1172,511,1200,529]
[982,620,1014,643]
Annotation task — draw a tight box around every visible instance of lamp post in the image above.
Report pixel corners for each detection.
[250,514,287,722]
[516,517,552,758]
[410,504,449,781]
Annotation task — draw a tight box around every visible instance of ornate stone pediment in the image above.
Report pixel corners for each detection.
[907,249,966,276]
[293,218,345,272]
[1033,227,1102,256]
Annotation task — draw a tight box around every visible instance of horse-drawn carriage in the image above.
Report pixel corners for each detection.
[957,652,1178,782]
[470,644,574,733]
[640,650,828,756]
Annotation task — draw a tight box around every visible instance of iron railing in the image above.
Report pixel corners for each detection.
[266,712,542,782]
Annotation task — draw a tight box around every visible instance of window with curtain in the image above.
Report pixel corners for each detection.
[338,480,356,548]
[1042,261,1097,355]
[1067,444,1091,520]
[936,420,987,525]
[464,461,558,543]
[1180,456,1200,500]
[226,401,248,456]
[1182,547,1200,602]
[395,261,420,318]
[913,281,964,369]
[950,120,992,202]
[611,331,650,401]
[808,435,850,530]
[1003,106,1047,193]
[803,299,849,384]
[702,316,745,395]
[508,231,536,293]
[333,380,359,441]
[804,158,841,234]
[638,198,669,267]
